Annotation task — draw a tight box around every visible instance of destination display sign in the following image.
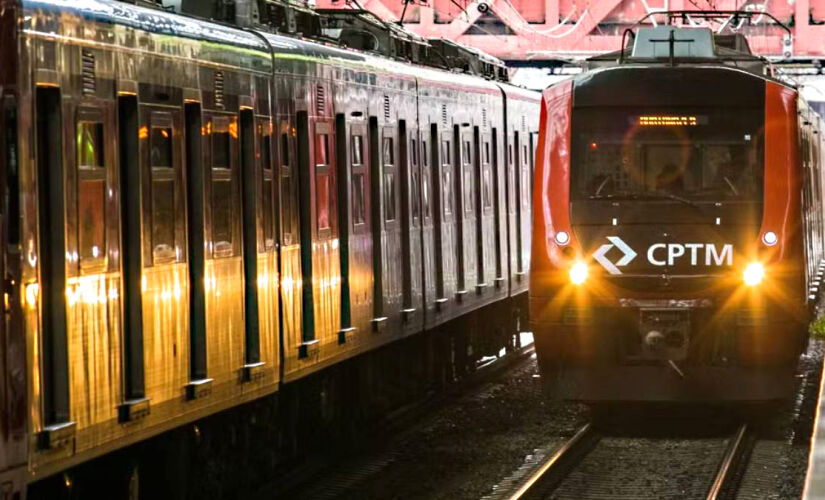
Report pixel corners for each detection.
[637,115,708,127]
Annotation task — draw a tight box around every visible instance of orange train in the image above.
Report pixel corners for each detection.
[530,16,825,402]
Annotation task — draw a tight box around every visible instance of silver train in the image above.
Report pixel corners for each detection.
[0,0,539,494]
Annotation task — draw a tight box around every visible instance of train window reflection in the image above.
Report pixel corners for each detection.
[77,120,106,268]
[316,134,329,166]
[384,172,396,222]
[442,169,452,216]
[211,117,235,257]
[572,108,764,201]
[482,166,493,211]
[261,125,272,171]
[281,174,294,245]
[152,177,176,262]
[352,173,365,225]
[317,172,330,230]
[441,140,450,166]
[352,135,363,166]
[464,166,474,213]
[422,173,431,219]
[383,137,394,166]
[463,140,471,165]
[150,126,172,168]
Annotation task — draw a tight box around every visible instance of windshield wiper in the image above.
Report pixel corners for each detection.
[645,191,708,214]
[586,190,707,214]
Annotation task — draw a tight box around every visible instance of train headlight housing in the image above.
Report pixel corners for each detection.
[743,262,764,286]
[569,261,588,285]
[555,231,570,246]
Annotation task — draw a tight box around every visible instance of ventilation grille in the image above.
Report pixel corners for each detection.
[316,85,325,115]
[215,71,225,109]
[81,50,96,96]
[482,108,487,128]
[383,95,390,120]
[441,104,447,125]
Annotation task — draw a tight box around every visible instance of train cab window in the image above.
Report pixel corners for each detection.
[76,119,106,269]
[315,132,334,234]
[149,116,177,263]
[260,122,275,250]
[211,117,236,257]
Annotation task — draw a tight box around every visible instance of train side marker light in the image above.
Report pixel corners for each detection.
[762,231,778,246]
[555,231,570,246]
[570,261,588,285]
[744,263,764,286]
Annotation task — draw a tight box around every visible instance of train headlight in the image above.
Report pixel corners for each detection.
[762,231,778,246]
[743,262,764,286]
[569,261,588,285]
[555,231,570,246]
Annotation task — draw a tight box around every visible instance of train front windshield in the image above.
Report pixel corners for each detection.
[571,107,764,201]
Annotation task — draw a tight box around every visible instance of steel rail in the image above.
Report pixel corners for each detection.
[706,422,750,500]
[508,423,595,500]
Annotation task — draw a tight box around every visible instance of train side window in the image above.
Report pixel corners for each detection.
[76,118,106,269]
[441,139,452,216]
[422,171,431,220]
[422,139,429,168]
[384,171,396,222]
[521,144,530,208]
[260,121,275,250]
[462,139,473,214]
[410,137,420,222]
[383,136,394,165]
[482,165,493,212]
[351,134,366,227]
[211,116,236,257]
[315,131,334,235]
[462,140,471,165]
[149,114,177,263]
[484,141,491,165]
[280,130,295,245]
[352,135,363,166]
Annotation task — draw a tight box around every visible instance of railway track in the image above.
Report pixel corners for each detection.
[492,420,753,500]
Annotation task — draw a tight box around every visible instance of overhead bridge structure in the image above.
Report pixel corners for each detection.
[317,0,825,61]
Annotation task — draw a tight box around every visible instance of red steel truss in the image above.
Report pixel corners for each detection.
[316,0,825,60]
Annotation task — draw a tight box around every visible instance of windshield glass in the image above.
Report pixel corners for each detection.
[570,107,764,201]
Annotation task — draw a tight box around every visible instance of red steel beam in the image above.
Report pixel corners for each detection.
[316,0,825,60]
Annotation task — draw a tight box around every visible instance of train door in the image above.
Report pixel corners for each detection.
[278,113,302,368]
[491,127,505,289]
[336,115,371,343]
[476,127,495,292]
[458,128,477,297]
[420,129,436,321]
[375,122,399,330]
[513,130,524,280]
[296,106,340,354]
[238,108,277,383]
[35,86,72,436]
[399,120,422,325]
[435,127,456,305]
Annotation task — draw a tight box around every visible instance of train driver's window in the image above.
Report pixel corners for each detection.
[76,118,106,271]
[351,134,366,227]
[149,113,178,264]
[315,132,334,235]
[280,130,295,245]
[211,116,236,257]
[260,121,275,251]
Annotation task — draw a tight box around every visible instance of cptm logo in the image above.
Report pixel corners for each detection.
[593,236,733,275]
[593,236,637,275]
